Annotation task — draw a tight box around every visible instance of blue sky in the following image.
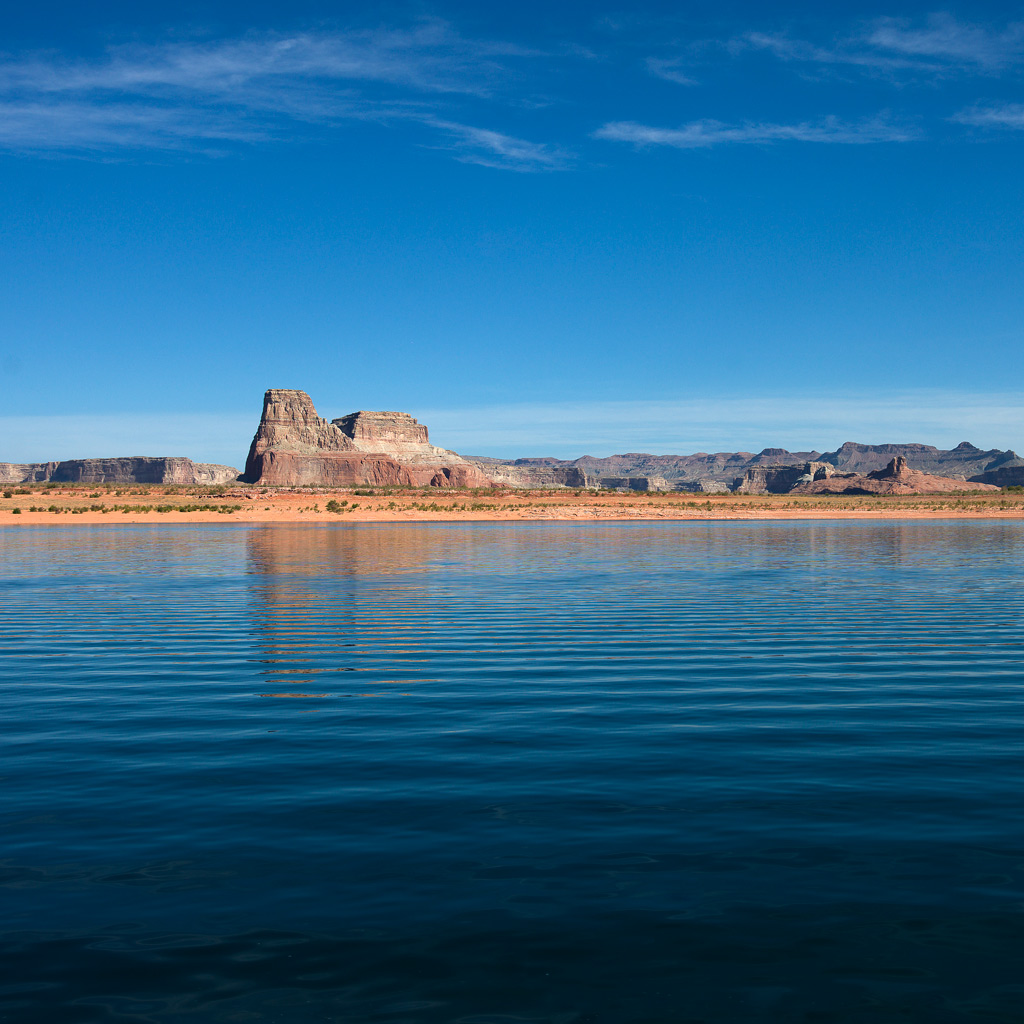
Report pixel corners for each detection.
[2,1,1023,464]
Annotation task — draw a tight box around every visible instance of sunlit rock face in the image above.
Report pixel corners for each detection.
[734,461,836,495]
[242,389,492,488]
[0,458,238,485]
[791,456,999,496]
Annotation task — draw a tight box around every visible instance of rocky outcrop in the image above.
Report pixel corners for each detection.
[467,448,823,491]
[819,441,1017,479]
[466,457,588,489]
[589,475,671,492]
[792,456,999,495]
[968,459,1024,488]
[333,410,427,447]
[0,458,238,485]
[0,462,58,484]
[243,389,492,488]
[734,462,835,495]
[333,410,488,487]
[467,441,1022,491]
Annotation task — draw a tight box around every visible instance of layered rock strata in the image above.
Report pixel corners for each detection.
[791,456,999,496]
[462,457,587,489]
[968,461,1024,487]
[242,390,492,488]
[734,462,836,495]
[0,457,238,485]
[467,441,1022,492]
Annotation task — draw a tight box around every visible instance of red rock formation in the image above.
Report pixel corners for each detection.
[792,457,999,495]
[243,389,492,488]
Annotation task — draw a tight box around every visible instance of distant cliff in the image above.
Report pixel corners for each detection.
[467,440,1021,493]
[6,399,1019,496]
[242,389,491,488]
[240,389,1022,494]
[0,457,239,486]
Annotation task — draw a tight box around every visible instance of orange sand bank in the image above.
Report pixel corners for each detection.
[3,485,1024,525]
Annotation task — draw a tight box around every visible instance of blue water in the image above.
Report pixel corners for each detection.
[2,521,1024,1023]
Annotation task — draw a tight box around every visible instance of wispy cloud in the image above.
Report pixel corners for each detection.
[0,23,564,169]
[738,13,1024,77]
[427,119,568,170]
[594,114,919,149]
[2,23,529,99]
[952,102,1024,129]
[645,57,697,86]
[866,14,1024,69]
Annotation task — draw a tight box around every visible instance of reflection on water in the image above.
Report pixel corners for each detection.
[2,521,1024,1023]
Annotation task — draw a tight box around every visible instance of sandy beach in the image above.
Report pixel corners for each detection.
[3,485,1024,525]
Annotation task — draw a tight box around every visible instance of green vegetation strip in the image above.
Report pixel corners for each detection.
[22,504,242,514]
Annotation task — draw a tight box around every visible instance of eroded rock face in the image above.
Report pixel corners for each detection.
[334,411,428,446]
[734,462,835,495]
[0,462,58,484]
[969,459,1024,487]
[467,458,588,489]
[333,411,489,487]
[0,458,238,485]
[792,457,999,495]
[467,441,1021,491]
[243,390,492,488]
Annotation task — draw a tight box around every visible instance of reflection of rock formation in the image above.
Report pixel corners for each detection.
[246,527,359,691]
[244,527,456,694]
[243,390,491,488]
[0,457,238,485]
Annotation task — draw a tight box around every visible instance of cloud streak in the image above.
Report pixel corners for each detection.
[737,13,1024,77]
[0,23,564,169]
[953,102,1024,129]
[645,57,697,86]
[594,114,919,149]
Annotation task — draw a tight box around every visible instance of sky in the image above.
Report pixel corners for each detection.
[1,0,1023,464]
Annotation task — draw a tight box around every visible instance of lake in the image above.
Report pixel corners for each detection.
[2,521,1023,1022]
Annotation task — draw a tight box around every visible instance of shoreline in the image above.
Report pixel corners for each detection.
[3,488,1024,526]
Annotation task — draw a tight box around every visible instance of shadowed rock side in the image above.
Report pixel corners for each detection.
[242,390,492,488]
[968,461,1024,487]
[791,456,999,495]
[0,458,239,485]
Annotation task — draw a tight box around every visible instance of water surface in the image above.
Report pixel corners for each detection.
[2,521,1023,1022]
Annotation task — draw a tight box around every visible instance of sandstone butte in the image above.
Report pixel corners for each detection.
[242,389,491,488]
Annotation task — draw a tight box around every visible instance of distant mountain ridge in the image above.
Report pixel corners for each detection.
[468,441,1024,491]
[4,389,1022,493]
